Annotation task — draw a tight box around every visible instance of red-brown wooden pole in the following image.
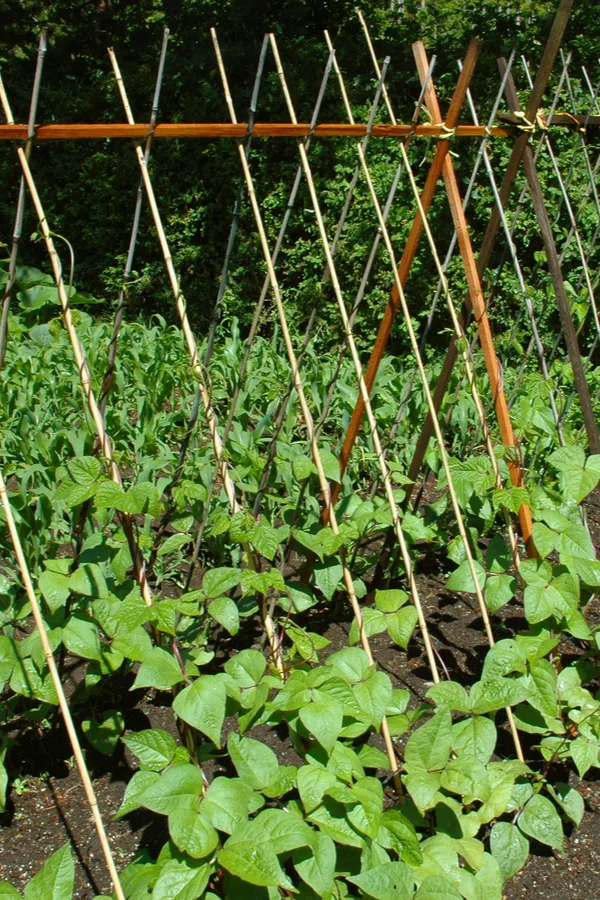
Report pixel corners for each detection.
[328,39,482,511]
[412,41,534,551]
[403,0,575,501]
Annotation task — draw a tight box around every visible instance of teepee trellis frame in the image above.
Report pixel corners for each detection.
[1,0,600,892]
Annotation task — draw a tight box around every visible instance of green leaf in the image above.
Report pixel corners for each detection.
[228,733,279,790]
[354,671,393,728]
[23,843,73,900]
[115,770,160,818]
[67,456,101,485]
[569,736,599,777]
[440,756,490,803]
[224,649,266,686]
[208,597,240,635]
[426,682,469,712]
[254,808,313,855]
[62,616,103,661]
[201,776,262,834]
[548,445,586,471]
[133,647,185,690]
[346,776,383,840]
[157,533,193,557]
[402,770,442,812]
[125,483,161,516]
[152,858,210,900]
[138,763,204,815]
[293,454,316,480]
[307,797,364,847]
[489,821,529,880]
[470,676,530,714]
[39,570,71,613]
[518,794,564,850]
[82,709,124,756]
[68,563,108,599]
[484,573,517,613]
[203,567,241,598]
[451,716,497,764]
[386,605,418,650]
[218,822,290,888]
[168,810,219,858]
[123,729,178,772]
[297,765,337,814]
[446,560,486,593]
[292,832,336,896]
[0,883,22,899]
[252,523,281,560]
[379,809,422,866]
[414,876,462,899]
[173,675,226,747]
[299,700,343,753]
[319,449,341,483]
[548,782,584,827]
[313,560,343,600]
[405,710,452,772]
[348,607,386,645]
[347,861,413,899]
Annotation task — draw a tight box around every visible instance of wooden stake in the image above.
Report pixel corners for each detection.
[411,41,534,551]
[331,39,482,507]
[403,0,576,505]
[0,470,125,900]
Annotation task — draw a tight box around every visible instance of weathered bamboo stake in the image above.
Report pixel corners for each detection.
[518,60,600,381]
[522,57,600,348]
[211,28,407,786]
[322,31,524,759]
[553,56,600,226]
[107,47,284,675]
[330,35,482,508]
[0,74,154,610]
[0,474,125,900]
[184,44,335,589]
[0,29,47,370]
[201,36,270,374]
[401,0,578,493]
[99,29,169,415]
[151,36,270,566]
[498,59,600,454]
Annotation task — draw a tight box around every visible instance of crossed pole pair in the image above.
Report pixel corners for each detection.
[329,0,597,563]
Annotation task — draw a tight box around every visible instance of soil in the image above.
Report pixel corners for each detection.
[2,493,600,897]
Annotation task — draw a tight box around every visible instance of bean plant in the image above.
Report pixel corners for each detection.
[1,263,600,899]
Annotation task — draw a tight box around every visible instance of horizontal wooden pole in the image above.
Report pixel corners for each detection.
[0,115,596,142]
[0,121,575,141]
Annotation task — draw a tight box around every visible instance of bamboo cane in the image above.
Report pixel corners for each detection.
[0,73,154,610]
[211,27,406,787]
[107,47,284,676]
[0,469,125,900]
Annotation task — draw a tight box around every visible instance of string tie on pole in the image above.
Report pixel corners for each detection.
[437,123,456,140]
[514,111,536,133]
[561,110,586,133]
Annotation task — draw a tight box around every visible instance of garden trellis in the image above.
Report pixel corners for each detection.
[1,0,600,894]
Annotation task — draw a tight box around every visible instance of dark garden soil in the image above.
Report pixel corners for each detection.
[2,495,600,897]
